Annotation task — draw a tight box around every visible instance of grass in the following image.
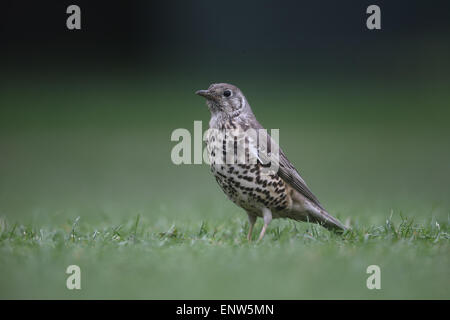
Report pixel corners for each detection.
[0,212,449,299]
[0,76,449,299]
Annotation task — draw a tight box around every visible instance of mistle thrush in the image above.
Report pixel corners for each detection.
[196,83,347,241]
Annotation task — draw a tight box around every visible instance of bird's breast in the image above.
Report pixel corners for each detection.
[205,122,291,214]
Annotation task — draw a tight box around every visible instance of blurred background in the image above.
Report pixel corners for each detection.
[1,0,449,221]
[0,0,449,299]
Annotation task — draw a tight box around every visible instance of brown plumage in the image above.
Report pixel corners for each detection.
[196,83,347,240]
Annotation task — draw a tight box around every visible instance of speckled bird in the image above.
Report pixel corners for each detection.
[196,83,347,240]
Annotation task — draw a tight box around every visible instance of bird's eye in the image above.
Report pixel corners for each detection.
[223,90,232,97]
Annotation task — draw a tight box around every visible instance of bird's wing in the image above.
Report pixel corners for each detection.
[245,118,324,210]
[277,149,324,210]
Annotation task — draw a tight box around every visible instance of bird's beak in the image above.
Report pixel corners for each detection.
[195,89,213,99]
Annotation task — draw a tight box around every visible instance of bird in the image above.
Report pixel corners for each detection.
[196,83,347,241]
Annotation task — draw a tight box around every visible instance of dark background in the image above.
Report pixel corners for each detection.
[1,0,449,208]
[1,0,449,216]
[2,1,450,77]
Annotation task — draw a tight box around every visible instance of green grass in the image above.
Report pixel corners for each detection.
[0,76,449,299]
[0,213,449,299]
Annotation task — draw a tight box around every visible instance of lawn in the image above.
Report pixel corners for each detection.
[0,75,449,299]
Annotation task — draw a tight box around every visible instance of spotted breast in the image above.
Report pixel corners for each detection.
[205,118,292,218]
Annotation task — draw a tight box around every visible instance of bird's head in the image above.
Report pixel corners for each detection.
[196,83,251,118]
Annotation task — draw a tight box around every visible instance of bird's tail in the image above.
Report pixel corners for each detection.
[309,208,348,233]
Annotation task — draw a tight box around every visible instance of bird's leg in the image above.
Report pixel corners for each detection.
[258,208,273,241]
[247,213,257,241]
